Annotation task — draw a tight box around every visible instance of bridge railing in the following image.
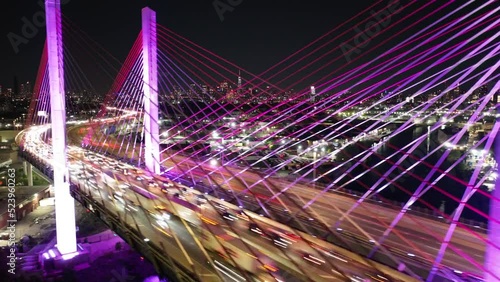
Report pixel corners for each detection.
[19,148,214,282]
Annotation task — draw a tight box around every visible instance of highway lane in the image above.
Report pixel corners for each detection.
[192,164,485,277]
[66,123,488,280]
[152,140,485,276]
[68,150,300,282]
[23,127,371,281]
[21,125,223,281]
[67,163,221,281]
[107,165,372,281]
[63,125,429,281]
[87,133,482,277]
[58,120,484,275]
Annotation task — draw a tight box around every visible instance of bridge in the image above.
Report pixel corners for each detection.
[12,1,500,281]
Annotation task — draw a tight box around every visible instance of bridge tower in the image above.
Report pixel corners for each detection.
[142,7,160,174]
[485,114,500,281]
[45,0,77,254]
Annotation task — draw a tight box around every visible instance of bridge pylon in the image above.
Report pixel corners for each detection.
[45,0,77,255]
[485,106,500,281]
[142,7,161,175]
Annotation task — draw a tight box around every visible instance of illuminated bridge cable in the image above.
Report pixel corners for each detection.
[156,0,410,103]
[318,29,500,217]
[152,40,332,280]
[146,5,498,278]
[347,37,500,245]
[250,16,500,209]
[151,0,488,183]
[202,20,496,220]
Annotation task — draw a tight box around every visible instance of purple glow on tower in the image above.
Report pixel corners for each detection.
[142,7,160,174]
[485,100,500,282]
[45,0,77,255]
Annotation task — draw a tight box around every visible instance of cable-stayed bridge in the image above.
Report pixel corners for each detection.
[15,1,500,281]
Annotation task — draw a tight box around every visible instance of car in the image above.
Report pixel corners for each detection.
[301,252,325,266]
[235,210,249,220]
[221,212,237,221]
[284,232,301,241]
[268,228,301,242]
[214,203,226,212]
[118,183,129,190]
[173,193,186,200]
[271,234,289,249]
[149,209,170,221]
[248,223,263,235]
[196,195,207,204]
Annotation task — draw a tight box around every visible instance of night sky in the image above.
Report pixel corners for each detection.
[0,1,496,92]
[0,0,376,89]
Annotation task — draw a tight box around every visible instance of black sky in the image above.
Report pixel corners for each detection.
[1,0,376,88]
[1,1,497,93]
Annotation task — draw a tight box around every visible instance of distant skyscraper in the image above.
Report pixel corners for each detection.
[26,81,31,99]
[237,70,242,93]
[20,84,25,97]
[310,86,316,103]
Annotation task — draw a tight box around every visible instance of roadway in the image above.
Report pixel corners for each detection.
[67,120,486,281]
[21,124,408,282]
